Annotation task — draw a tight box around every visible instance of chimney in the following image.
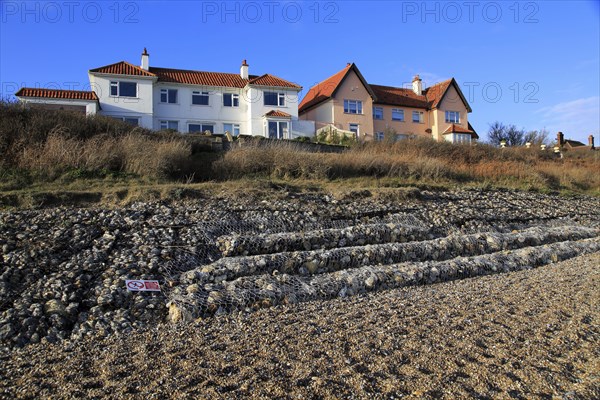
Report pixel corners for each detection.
[412,75,422,95]
[141,48,149,70]
[240,59,249,80]
[556,131,564,146]
[589,134,595,149]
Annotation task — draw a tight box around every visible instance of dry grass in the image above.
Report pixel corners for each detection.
[215,139,600,194]
[18,130,191,179]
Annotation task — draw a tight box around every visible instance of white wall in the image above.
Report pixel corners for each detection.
[88,73,155,129]
[152,83,249,133]
[247,86,301,136]
[19,98,98,115]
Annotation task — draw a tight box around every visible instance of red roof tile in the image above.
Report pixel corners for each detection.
[371,84,429,108]
[89,61,156,77]
[90,61,300,89]
[150,67,247,87]
[16,87,99,101]
[298,64,353,113]
[264,110,292,118]
[443,123,478,139]
[249,74,301,89]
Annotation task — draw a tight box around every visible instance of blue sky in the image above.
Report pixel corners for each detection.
[1,0,599,143]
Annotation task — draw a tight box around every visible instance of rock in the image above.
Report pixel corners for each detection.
[45,300,67,317]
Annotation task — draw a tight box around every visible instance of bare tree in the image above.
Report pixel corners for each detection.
[504,125,526,146]
[524,128,550,145]
[487,121,506,145]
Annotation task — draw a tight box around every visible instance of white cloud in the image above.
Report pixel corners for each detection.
[536,96,600,143]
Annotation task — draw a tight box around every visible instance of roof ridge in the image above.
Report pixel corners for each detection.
[150,66,242,76]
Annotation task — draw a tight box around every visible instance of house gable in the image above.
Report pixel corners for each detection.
[299,63,374,114]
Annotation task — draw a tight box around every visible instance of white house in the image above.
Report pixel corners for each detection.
[16,49,314,138]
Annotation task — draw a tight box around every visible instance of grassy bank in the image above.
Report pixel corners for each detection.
[1,101,598,207]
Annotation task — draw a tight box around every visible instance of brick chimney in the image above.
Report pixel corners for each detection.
[556,131,564,146]
[141,48,149,70]
[589,134,595,149]
[240,59,249,80]
[412,75,422,95]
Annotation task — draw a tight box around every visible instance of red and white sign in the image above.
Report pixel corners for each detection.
[126,280,161,292]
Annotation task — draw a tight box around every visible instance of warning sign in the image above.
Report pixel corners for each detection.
[126,280,161,292]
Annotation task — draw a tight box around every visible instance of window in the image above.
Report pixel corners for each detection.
[160,120,178,130]
[373,107,383,120]
[192,91,210,106]
[264,92,285,106]
[188,123,214,134]
[266,121,289,139]
[160,89,177,104]
[112,116,139,126]
[223,93,239,107]
[110,81,137,97]
[445,110,460,123]
[344,100,363,114]
[223,123,240,136]
[375,131,384,141]
[412,111,424,123]
[349,123,359,136]
[392,109,404,121]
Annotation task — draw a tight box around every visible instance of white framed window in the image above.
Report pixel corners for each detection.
[192,91,210,106]
[223,123,240,136]
[160,120,178,130]
[349,123,359,136]
[265,120,289,139]
[223,93,239,107]
[375,131,384,141]
[392,109,404,121]
[160,89,177,104]
[112,116,139,126]
[110,81,137,97]
[445,110,460,123]
[412,111,424,123]
[373,107,383,120]
[264,92,285,106]
[188,123,214,134]
[344,100,363,114]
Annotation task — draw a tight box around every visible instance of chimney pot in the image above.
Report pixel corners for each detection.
[589,134,595,149]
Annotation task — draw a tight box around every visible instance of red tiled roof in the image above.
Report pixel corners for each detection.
[264,110,292,118]
[298,64,353,113]
[371,84,429,108]
[423,79,453,109]
[150,67,247,87]
[16,87,99,101]
[90,61,300,89]
[249,74,301,89]
[443,123,478,139]
[89,61,156,77]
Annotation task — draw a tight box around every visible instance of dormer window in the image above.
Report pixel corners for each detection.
[110,81,137,97]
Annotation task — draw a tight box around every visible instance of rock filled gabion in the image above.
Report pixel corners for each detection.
[168,237,600,320]
[1,188,600,347]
